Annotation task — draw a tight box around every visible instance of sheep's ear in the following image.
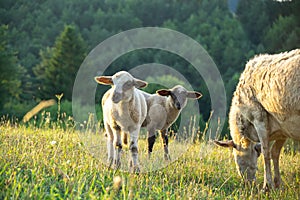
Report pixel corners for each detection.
[214,140,237,149]
[187,91,202,99]
[156,89,171,96]
[94,76,113,85]
[134,78,148,88]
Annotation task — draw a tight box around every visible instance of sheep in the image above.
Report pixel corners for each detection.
[215,49,300,191]
[142,85,202,160]
[95,71,148,173]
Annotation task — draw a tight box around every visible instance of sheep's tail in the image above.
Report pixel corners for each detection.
[122,132,128,145]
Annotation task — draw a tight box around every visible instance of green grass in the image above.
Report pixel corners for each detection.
[0,123,299,199]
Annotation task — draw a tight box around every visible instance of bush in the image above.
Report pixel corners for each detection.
[1,99,36,121]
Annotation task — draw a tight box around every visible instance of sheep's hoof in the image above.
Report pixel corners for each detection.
[274,177,281,188]
[114,163,121,171]
[129,161,140,174]
[131,166,140,174]
[107,158,114,169]
[114,160,121,170]
[261,183,273,193]
[261,187,269,193]
[164,154,171,161]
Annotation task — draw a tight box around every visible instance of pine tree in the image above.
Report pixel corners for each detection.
[263,15,300,53]
[34,25,86,101]
[0,25,25,112]
[236,0,269,45]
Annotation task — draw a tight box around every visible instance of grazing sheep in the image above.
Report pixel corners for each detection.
[95,71,148,173]
[142,85,202,160]
[215,49,300,191]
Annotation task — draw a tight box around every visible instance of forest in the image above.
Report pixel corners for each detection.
[0,0,299,136]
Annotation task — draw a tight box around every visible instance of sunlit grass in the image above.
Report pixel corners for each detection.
[0,123,299,199]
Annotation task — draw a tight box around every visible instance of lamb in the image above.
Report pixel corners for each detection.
[142,85,202,160]
[215,49,300,191]
[95,71,148,173]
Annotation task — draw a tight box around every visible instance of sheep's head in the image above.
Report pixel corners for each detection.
[156,85,202,110]
[214,139,261,182]
[95,71,147,103]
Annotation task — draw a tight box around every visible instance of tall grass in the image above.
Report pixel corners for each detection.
[1,118,299,199]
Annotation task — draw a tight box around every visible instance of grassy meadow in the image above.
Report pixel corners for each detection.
[1,120,299,200]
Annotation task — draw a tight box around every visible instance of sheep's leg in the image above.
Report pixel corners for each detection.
[147,128,156,159]
[271,138,286,188]
[105,123,114,168]
[160,129,171,161]
[253,120,273,191]
[113,129,122,170]
[129,130,140,173]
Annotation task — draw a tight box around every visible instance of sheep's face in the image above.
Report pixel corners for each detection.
[214,139,261,182]
[111,72,136,103]
[156,85,202,110]
[233,141,261,182]
[95,71,147,103]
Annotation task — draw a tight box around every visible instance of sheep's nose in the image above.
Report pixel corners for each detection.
[112,92,122,103]
[175,102,181,110]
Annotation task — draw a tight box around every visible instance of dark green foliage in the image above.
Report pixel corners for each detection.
[263,15,300,53]
[237,0,300,51]
[1,100,35,121]
[33,25,86,101]
[236,0,270,45]
[0,25,25,115]
[1,0,299,138]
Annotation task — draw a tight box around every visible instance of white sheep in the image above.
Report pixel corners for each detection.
[215,49,300,191]
[95,71,148,173]
[142,85,202,160]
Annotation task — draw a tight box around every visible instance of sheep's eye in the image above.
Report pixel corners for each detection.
[170,93,178,102]
[123,81,133,90]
